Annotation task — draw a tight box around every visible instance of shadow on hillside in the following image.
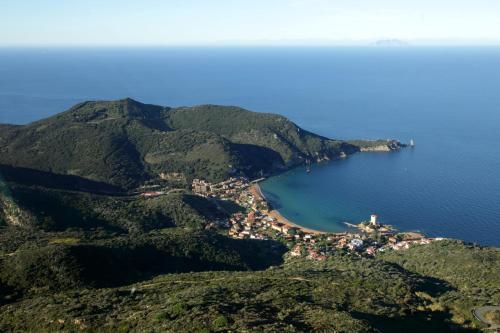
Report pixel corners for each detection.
[351,311,479,333]
[350,261,473,332]
[77,236,285,286]
[183,194,230,220]
[214,198,246,215]
[7,185,126,232]
[229,237,287,270]
[0,232,287,293]
[382,261,456,297]
[0,164,124,194]
[231,143,285,176]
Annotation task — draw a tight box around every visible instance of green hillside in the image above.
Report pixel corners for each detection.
[0,99,394,190]
[0,239,497,332]
[0,164,231,232]
[1,99,494,332]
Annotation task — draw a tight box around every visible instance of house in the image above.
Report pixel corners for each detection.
[290,244,302,257]
[140,191,164,198]
[337,237,348,247]
[193,183,210,194]
[347,238,364,250]
[271,222,284,232]
[388,236,398,244]
[393,241,410,250]
[365,246,376,256]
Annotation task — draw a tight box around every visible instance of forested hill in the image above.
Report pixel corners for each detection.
[0,99,498,332]
[0,98,399,190]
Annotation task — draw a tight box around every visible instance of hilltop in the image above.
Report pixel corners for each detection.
[0,98,402,190]
[0,99,401,233]
[1,99,495,332]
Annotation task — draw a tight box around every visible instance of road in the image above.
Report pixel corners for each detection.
[474,306,500,330]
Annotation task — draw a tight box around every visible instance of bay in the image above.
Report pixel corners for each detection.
[1,46,499,245]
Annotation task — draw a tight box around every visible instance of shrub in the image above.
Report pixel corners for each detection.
[168,302,187,317]
[212,315,229,328]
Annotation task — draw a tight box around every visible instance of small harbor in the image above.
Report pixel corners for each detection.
[190,176,443,260]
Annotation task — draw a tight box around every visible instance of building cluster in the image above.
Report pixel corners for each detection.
[137,184,166,198]
[192,178,444,261]
[383,234,444,251]
[192,177,250,200]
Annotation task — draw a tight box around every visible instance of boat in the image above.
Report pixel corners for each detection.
[410,139,415,147]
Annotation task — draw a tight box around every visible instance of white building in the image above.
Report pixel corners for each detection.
[348,238,364,250]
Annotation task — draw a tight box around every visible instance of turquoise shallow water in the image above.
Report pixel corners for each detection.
[261,146,500,246]
[0,47,499,246]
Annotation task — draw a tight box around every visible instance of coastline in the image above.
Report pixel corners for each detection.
[251,180,442,244]
[250,183,326,235]
[245,141,407,236]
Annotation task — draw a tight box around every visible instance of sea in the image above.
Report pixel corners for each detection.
[0,46,499,246]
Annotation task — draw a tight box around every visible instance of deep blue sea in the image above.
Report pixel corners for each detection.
[1,47,499,246]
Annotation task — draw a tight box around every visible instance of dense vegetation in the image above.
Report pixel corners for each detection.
[0,228,286,293]
[2,182,223,232]
[381,241,500,327]
[0,239,497,332]
[0,99,384,190]
[0,99,497,332]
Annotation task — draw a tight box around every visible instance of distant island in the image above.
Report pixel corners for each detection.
[375,39,409,47]
[0,99,498,332]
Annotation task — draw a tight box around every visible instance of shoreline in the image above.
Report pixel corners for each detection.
[243,141,408,236]
[251,180,435,242]
[250,183,326,235]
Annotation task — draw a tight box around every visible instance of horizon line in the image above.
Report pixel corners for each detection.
[1,43,500,49]
[1,38,500,48]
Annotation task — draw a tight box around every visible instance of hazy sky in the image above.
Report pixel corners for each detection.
[1,0,500,46]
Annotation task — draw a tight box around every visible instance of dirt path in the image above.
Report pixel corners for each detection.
[138,275,313,290]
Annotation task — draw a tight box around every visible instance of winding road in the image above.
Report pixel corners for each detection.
[473,306,500,330]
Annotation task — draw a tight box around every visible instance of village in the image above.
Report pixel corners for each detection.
[190,177,444,260]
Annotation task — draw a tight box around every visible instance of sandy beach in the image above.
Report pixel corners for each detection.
[250,183,326,235]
